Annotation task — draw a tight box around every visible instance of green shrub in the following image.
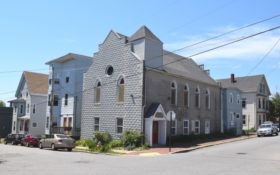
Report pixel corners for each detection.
[121,131,143,149]
[94,132,112,145]
[75,139,93,147]
[109,139,123,148]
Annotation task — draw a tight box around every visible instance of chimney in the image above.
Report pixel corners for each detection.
[231,73,236,83]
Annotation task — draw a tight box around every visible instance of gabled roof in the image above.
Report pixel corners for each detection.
[15,71,48,97]
[24,71,48,94]
[45,53,92,65]
[129,25,162,43]
[217,74,271,94]
[145,103,161,118]
[162,50,218,86]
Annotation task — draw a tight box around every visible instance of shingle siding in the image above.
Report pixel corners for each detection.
[81,31,144,139]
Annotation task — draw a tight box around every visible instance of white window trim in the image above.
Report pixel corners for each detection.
[94,79,102,105]
[171,120,177,135]
[194,120,200,135]
[183,120,189,135]
[94,117,100,131]
[116,117,124,134]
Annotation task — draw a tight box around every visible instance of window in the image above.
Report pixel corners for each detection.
[48,95,51,106]
[183,85,189,107]
[116,118,123,134]
[20,105,23,114]
[19,120,24,131]
[64,94,68,106]
[171,120,177,135]
[192,120,200,134]
[117,78,125,102]
[242,115,246,125]
[229,93,233,103]
[236,114,240,119]
[54,78,60,84]
[195,86,200,108]
[26,92,28,97]
[32,104,36,114]
[205,89,210,109]
[49,79,52,85]
[183,120,189,135]
[13,121,16,131]
[262,98,265,109]
[95,81,101,103]
[259,115,262,125]
[32,122,37,127]
[27,104,30,113]
[170,82,177,105]
[46,117,49,129]
[94,117,100,131]
[242,98,246,108]
[66,76,69,83]
[14,106,17,112]
[258,98,261,109]
[53,95,59,106]
[106,65,114,76]
[237,95,240,104]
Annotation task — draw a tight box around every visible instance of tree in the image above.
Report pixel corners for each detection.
[269,92,280,122]
[0,100,6,107]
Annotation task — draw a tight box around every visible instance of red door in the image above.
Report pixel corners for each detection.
[152,121,159,145]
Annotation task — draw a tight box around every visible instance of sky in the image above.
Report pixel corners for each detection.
[1,0,280,105]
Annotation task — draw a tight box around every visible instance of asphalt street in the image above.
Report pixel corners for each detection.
[0,135,280,175]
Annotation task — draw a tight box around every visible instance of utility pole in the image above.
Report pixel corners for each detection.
[49,65,55,135]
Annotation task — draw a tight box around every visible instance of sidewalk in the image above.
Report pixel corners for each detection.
[126,134,256,156]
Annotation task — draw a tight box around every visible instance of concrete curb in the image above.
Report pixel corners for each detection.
[171,135,256,154]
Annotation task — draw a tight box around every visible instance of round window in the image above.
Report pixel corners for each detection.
[106,65,114,76]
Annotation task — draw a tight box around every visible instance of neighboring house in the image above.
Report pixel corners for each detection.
[45,53,92,137]
[81,26,221,146]
[218,74,271,130]
[9,71,48,136]
[0,107,13,138]
[220,82,242,135]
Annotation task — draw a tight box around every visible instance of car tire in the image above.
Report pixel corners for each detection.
[39,143,43,149]
[257,135,260,137]
[51,144,57,151]
[67,148,72,152]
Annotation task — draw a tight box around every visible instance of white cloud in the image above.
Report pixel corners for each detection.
[165,25,280,62]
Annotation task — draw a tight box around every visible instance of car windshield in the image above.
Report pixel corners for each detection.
[260,124,272,128]
[56,134,70,139]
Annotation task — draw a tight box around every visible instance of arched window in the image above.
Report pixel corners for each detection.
[205,89,210,109]
[95,81,101,103]
[195,86,200,108]
[170,82,177,105]
[117,78,125,102]
[183,84,189,107]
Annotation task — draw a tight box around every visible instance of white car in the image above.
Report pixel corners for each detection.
[257,124,278,137]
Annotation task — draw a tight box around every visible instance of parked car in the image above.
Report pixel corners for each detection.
[39,134,75,151]
[21,134,40,147]
[273,123,279,132]
[4,134,25,145]
[257,124,278,137]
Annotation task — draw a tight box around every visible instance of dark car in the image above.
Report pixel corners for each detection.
[4,134,25,145]
[21,134,40,147]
